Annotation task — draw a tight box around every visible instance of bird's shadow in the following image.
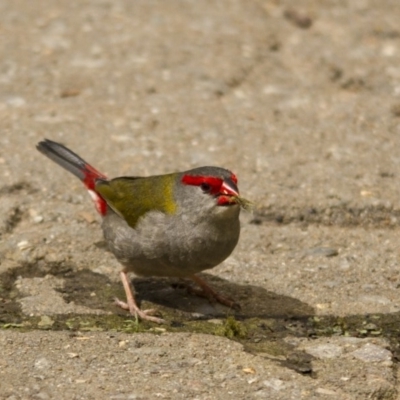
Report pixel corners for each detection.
[56,268,314,320]
[123,272,314,320]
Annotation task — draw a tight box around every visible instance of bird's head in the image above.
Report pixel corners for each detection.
[175,166,247,218]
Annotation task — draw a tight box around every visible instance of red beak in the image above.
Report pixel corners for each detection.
[219,178,239,197]
[217,179,239,206]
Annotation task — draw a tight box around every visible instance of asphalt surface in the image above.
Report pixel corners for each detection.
[1,0,400,399]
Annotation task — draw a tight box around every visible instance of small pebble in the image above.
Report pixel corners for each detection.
[349,343,392,363]
[34,215,44,223]
[17,240,31,250]
[304,343,343,359]
[242,367,256,374]
[306,247,338,257]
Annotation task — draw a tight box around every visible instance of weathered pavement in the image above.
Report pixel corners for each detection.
[1,1,400,398]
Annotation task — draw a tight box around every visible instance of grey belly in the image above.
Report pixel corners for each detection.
[102,211,240,278]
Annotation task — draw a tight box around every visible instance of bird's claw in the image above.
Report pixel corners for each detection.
[114,297,129,310]
[114,297,166,324]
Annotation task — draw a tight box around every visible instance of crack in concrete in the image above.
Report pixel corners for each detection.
[252,204,400,228]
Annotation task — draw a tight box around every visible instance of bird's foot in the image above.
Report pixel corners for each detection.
[189,275,241,311]
[118,270,166,324]
[114,297,166,324]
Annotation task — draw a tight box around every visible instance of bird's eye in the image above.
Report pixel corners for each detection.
[200,183,211,193]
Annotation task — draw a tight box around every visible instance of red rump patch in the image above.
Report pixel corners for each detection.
[82,164,108,216]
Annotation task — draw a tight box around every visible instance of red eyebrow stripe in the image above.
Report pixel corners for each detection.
[181,175,222,186]
[181,175,223,195]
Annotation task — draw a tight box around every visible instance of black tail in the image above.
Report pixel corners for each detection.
[36,139,107,183]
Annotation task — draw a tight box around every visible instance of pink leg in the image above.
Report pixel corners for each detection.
[190,275,241,310]
[115,271,166,324]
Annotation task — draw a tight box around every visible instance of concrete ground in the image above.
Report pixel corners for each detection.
[1,0,400,398]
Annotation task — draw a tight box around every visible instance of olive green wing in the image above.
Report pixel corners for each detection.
[95,175,177,228]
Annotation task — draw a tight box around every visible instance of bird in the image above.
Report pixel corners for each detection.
[36,139,249,323]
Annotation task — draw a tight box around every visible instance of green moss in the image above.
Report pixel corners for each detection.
[121,318,142,333]
[215,316,248,339]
